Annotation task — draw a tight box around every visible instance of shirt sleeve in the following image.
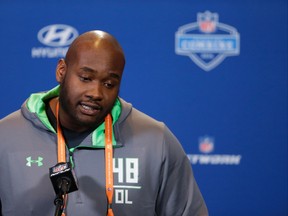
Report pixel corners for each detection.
[155,126,208,216]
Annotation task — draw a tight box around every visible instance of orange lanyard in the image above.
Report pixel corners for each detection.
[55,102,67,216]
[56,101,114,216]
[105,114,114,216]
[56,102,66,163]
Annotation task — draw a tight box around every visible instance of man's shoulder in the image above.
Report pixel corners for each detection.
[121,100,164,127]
[0,109,22,124]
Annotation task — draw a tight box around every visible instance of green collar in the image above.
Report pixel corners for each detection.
[27,85,121,148]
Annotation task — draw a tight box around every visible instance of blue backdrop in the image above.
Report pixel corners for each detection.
[0,0,287,215]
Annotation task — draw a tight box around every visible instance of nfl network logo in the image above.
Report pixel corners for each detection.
[175,11,240,71]
[199,136,214,154]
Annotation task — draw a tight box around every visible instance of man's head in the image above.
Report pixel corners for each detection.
[56,30,125,132]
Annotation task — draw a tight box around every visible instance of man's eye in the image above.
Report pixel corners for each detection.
[104,82,114,88]
[80,76,91,82]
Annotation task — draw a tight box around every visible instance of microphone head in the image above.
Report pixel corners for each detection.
[49,162,78,195]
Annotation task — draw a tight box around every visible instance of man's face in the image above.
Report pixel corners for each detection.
[57,45,124,132]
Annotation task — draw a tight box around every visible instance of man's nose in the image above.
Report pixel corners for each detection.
[86,83,103,100]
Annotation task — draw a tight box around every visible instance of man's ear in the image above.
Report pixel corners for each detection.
[56,59,67,83]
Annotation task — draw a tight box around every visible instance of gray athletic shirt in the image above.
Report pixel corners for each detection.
[0,87,208,216]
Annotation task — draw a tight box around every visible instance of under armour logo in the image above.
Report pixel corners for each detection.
[26,156,44,167]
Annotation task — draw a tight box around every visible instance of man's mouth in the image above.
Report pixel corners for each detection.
[80,103,102,115]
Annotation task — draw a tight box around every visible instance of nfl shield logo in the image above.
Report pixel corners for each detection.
[198,11,217,33]
[199,136,214,153]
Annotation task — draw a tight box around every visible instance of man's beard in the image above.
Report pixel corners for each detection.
[58,80,97,130]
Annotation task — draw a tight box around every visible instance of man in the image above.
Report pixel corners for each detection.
[0,30,208,215]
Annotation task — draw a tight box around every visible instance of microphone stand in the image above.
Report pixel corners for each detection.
[54,193,64,216]
[54,178,70,216]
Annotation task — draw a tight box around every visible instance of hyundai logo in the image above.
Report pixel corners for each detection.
[37,24,78,47]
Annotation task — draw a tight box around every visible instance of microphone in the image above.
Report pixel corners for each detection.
[49,162,78,195]
[49,162,78,216]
